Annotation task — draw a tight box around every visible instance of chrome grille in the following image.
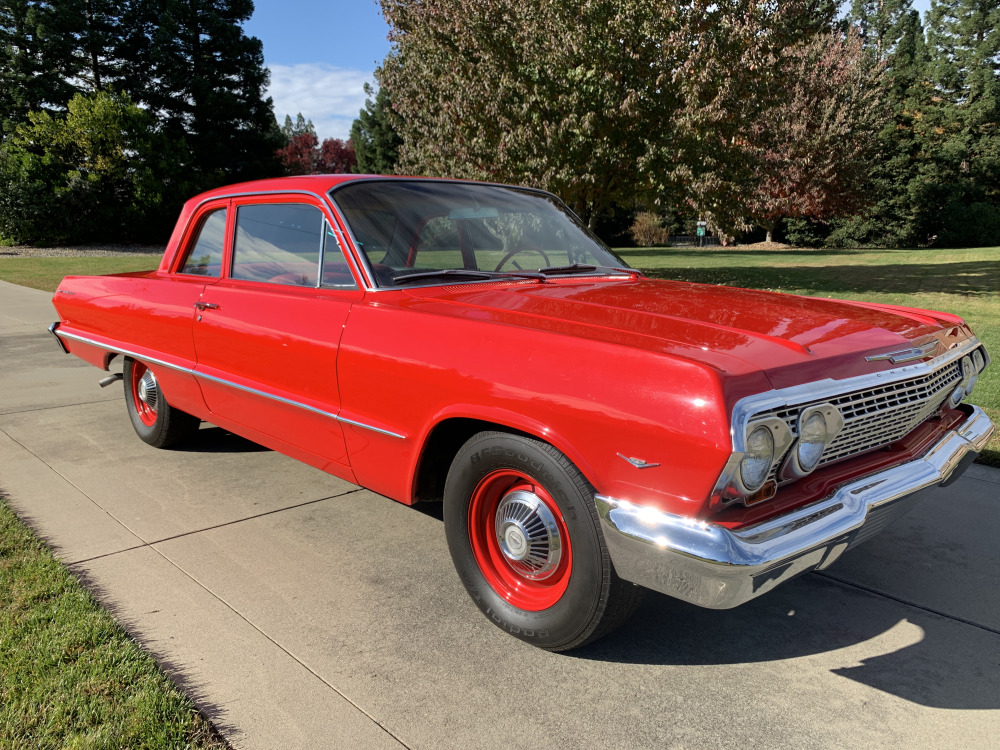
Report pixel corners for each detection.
[761,358,963,482]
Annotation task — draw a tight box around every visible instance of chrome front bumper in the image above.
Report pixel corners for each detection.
[596,405,995,609]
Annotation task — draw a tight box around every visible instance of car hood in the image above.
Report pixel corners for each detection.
[409,277,970,386]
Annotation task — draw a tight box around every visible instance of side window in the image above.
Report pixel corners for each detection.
[321,221,358,288]
[232,203,323,286]
[179,208,227,276]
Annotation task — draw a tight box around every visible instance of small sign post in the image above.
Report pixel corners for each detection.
[696,220,707,247]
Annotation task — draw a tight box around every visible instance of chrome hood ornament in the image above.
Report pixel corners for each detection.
[866,340,939,364]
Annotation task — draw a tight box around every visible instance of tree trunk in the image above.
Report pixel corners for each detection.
[765,227,773,243]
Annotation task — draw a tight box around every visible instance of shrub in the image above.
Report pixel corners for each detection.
[629,211,671,247]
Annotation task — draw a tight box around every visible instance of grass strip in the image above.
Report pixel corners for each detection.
[0,497,228,749]
[618,245,1000,466]
[0,256,158,292]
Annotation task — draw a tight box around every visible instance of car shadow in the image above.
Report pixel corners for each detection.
[169,425,272,454]
[399,503,999,709]
[571,574,1000,710]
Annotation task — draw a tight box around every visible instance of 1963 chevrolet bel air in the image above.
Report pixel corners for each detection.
[49,175,994,650]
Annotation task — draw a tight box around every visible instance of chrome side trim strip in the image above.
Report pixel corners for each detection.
[596,405,994,609]
[47,322,69,354]
[51,328,405,440]
[55,329,190,375]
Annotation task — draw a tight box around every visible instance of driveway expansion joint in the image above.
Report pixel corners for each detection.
[147,539,411,749]
[815,571,1000,636]
[1,398,122,418]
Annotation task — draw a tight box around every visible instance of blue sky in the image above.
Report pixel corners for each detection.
[243,0,391,141]
[244,0,934,142]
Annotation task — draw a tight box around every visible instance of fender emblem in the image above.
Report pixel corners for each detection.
[617,453,660,469]
[865,341,938,364]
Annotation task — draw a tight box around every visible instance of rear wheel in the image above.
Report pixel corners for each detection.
[123,358,200,448]
[444,431,643,651]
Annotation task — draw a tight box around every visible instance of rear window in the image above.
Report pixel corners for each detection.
[178,208,227,276]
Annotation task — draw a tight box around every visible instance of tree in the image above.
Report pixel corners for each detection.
[276,131,357,175]
[319,137,357,174]
[824,7,933,247]
[848,0,914,60]
[0,0,81,137]
[740,29,887,242]
[918,0,1000,245]
[280,112,316,141]
[349,83,401,174]
[0,91,181,243]
[378,0,841,229]
[117,0,281,183]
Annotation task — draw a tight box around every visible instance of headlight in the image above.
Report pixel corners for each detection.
[780,403,845,480]
[965,353,981,397]
[972,348,985,372]
[952,355,975,405]
[740,425,774,491]
[796,411,827,472]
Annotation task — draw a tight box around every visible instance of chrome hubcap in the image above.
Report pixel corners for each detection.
[137,369,158,410]
[495,490,562,580]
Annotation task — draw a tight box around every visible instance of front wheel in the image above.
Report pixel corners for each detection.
[443,432,643,651]
[123,358,200,448]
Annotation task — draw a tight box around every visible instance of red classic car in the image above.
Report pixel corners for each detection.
[50,175,994,651]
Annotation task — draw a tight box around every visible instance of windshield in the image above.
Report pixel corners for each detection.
[330,180,630,287]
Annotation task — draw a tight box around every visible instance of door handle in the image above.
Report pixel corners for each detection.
[194,302,220,310]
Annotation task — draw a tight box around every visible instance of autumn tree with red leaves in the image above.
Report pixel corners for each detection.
[377,0,841,230]
[739,29,887,242]
[275,115,357,176]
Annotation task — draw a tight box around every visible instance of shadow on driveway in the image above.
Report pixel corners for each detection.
[572,575,999,710]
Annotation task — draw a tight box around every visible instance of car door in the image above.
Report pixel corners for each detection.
[119,199,229,417]
[191,195,363,471]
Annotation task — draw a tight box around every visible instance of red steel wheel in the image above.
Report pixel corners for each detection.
[444,431,645,651]
[468,469,573,611]
[128,360,159,427]
[123,357,200,448]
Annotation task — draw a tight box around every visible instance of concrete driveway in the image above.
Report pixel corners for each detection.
[2,278,999,749]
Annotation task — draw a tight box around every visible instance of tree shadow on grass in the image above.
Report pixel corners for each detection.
[639,259,999,297]
[625,247,872,259]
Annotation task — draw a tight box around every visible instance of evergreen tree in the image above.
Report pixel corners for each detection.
[824,5,931,247]
[921,0,1000,245]
[349,83,401,175]
[74,0,121,91]
[119,0,281,183]
[0,0,80,137]
[848,0,913,60]
[280,112,316,141]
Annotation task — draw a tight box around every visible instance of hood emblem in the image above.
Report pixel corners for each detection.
[617,453,660,469]
[866,341,939,364]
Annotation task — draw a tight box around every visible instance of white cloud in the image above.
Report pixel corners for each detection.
[266,63,374,142]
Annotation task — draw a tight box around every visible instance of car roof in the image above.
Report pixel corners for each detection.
[188,174,473,204]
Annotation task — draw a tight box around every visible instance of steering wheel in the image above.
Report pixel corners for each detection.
[493,245,552,272]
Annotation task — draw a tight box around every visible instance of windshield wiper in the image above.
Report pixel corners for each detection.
[391,269,547,286]
[538,264,643,277]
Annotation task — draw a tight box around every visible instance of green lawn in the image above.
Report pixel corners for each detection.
[0,498,227,749]
[617,245,1000,466]
[0,256,158,292]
